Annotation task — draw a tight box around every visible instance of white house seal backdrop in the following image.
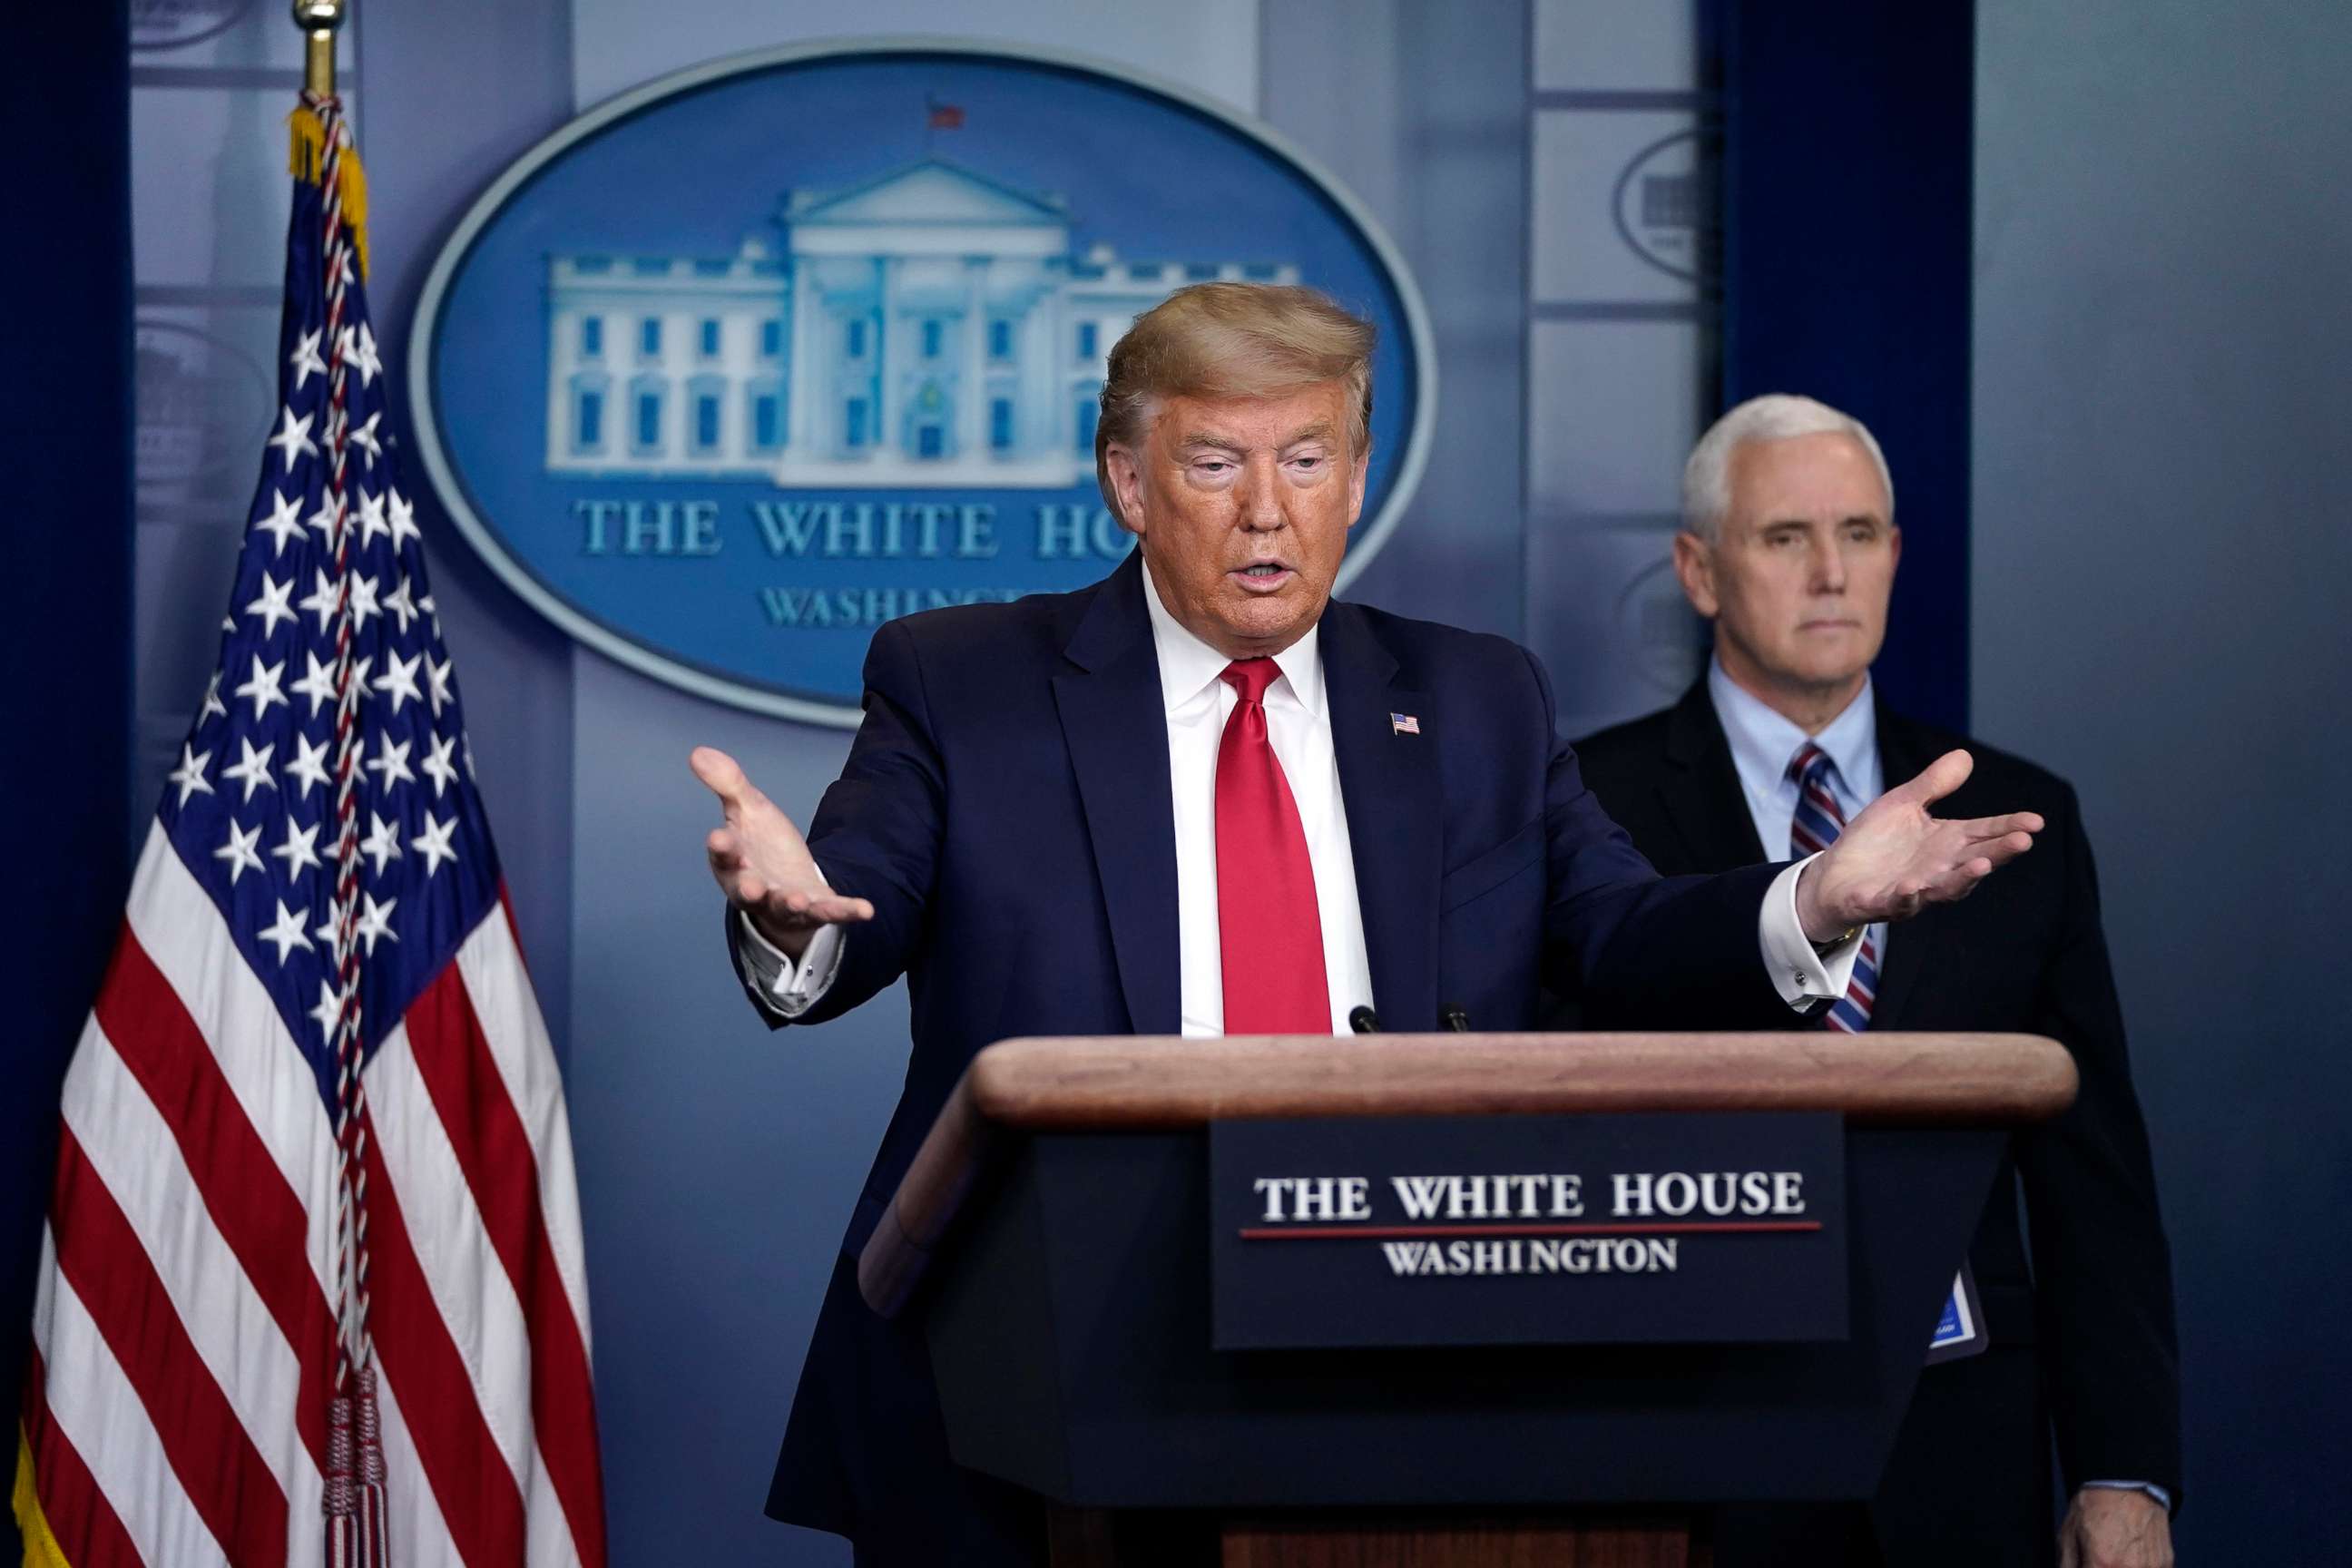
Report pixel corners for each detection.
[415,40,1435,726]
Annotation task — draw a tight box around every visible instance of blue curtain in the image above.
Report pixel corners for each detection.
[0,11,132,1553]
[1723,1,1975,730]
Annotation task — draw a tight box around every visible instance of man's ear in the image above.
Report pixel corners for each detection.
[1346,446,1370,528]
[1105,445,1147,537]
[1887,522,1902,576]
[1671,531,1720,618]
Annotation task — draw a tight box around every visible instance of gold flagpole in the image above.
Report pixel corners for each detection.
[290,6,385,1564]
[294,0,348,97]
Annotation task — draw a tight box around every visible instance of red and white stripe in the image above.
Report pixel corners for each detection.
[23,824,607,1567]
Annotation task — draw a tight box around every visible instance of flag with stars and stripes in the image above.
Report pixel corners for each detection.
[15,95,606,1568]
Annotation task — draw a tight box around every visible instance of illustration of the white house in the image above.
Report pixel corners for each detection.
[544,160,1299,486]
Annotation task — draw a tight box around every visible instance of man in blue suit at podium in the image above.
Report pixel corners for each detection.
[691,284,2048,1565]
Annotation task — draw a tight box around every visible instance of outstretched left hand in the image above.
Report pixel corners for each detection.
[1794,749,2043,943]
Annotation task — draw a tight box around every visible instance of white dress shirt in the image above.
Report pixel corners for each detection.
[735,571,1858,1020]
[1141,562,1375,1034]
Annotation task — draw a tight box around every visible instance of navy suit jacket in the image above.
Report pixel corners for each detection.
[735,554,1810,1543]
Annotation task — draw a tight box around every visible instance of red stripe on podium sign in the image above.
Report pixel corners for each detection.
[1240,1220,1825,1240]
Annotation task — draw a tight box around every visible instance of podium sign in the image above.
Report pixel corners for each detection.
[1210,1112,1848,1349]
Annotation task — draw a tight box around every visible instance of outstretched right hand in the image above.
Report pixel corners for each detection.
[691,746,875,960]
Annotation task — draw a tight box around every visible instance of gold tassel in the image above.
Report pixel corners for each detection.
[289,103,328,186]
[14,1427,74,1568]
[286,103,371,280]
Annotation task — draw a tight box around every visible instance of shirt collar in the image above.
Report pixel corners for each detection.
[1140,556,1325,718]
[1708,654,1877,802]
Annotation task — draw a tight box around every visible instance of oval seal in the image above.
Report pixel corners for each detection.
[412,39,1436,726]
[131,0,260,53]
[1610,127,1718,285]
[135,317,277,504]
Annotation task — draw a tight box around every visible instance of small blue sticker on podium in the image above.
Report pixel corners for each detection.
[1926,1261,1988,1364]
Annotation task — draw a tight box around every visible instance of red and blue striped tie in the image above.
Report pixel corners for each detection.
[1787,741,1878,1033]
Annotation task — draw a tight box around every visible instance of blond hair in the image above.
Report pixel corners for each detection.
[1094,282,1376,517]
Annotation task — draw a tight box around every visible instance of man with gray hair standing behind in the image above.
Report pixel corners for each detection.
[1571,395,2180,1568]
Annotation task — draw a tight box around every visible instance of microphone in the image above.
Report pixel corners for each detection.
[1348,1005,1381,1034]
[1439,1003,1471,1034]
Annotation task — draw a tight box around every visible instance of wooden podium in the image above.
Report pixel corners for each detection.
[859,1033,2076,1567]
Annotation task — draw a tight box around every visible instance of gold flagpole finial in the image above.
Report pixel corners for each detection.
[293,0,348,98]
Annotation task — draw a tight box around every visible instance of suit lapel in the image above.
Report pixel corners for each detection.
[1051,555,1181,1034]
[1321,603,1442,1032]
[1660,681,1769,873]
[1866,700,1941,1029]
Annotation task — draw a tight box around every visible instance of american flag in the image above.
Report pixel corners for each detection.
[17,96,606,1567]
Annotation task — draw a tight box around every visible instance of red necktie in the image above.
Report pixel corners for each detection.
[1216,658,1331,1034]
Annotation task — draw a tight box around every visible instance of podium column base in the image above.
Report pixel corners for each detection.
[1220,1516,1703,1568]
[1042,1507,1705,1567]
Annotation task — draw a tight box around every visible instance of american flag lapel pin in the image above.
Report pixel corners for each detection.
[1390,711,1421,736]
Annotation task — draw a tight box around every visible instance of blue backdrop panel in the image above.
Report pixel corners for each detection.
[1722,0,1974,731]
[0,8,133,1561]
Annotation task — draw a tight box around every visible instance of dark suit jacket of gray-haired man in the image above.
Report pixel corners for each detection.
[1572,683,2180,1567]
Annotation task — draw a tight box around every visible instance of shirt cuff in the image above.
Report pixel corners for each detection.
[2082,1481,2173,1513]
[734,909,846,1019]
[1759,856,1863,1009]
